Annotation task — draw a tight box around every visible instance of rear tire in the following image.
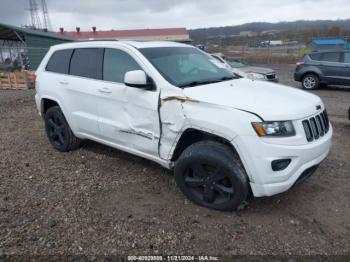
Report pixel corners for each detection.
[44,106,83,152]
[174,141,249,211]
[302,73,319,90]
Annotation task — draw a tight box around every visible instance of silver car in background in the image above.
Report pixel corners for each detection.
[210,53,278,82]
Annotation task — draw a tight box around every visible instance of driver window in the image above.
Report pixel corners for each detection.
[103,48,141,83]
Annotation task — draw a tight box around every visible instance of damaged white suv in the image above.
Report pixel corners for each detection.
[35,41,332,211]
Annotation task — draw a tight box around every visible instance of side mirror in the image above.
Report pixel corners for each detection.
[124,70,155,90]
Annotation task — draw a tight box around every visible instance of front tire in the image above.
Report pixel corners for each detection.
[302,73,319,90]
[44,106,83,152]
[174,141,249,211]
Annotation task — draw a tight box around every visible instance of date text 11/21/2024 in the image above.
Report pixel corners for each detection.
[127,255,219,261]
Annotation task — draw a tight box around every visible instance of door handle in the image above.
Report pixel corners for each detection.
[59,80,69,85]
[98,87,112,94]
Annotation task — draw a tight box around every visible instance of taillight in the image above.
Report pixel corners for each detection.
[296,61,305,67]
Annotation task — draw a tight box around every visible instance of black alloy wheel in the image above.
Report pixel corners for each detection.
[174,141,249,211]
[46,112,65,148]
[44,106,82,152]
[183,162,235,205]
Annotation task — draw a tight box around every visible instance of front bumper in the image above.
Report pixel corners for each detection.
[249,149,329,197]
[266,77,279,83]
[263,73,278,82]
[233,125,332,197]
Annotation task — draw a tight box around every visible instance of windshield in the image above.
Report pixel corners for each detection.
[139,47,237,88]
[227,60,247,68]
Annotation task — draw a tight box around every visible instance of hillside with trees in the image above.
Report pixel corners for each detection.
[189,19,350,44]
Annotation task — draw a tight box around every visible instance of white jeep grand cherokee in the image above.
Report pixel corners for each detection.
[35,41,332,211]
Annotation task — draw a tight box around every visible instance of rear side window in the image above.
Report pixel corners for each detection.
[70,48,104,80]
[103,48,141,83]
[309,53,322,61]
[46,49,73,74]
[321,52,341,62]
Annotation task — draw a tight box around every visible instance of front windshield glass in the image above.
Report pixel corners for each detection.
[228,60,247,68]
[139,47,236,88]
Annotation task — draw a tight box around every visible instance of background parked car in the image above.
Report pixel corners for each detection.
[196,44,206,51]
[294,50,350,90]
[210,53,278,82]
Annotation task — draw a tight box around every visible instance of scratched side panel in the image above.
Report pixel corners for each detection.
[158,95,263,161]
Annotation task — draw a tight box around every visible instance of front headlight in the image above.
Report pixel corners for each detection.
[252,121,296,137]
[247,72,265,80]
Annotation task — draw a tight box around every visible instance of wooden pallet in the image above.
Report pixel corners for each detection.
[0,71,34,90]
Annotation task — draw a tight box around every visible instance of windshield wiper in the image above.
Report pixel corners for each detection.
[179,76,236,88]
[219,76,237,81]
[178,81,200,88]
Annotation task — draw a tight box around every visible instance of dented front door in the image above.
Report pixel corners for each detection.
[97,82,160,156]
[97,48,160,156]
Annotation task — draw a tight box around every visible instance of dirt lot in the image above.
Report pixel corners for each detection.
[0,64,349,258]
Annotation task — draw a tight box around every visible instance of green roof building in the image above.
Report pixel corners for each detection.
[0,23,74,70]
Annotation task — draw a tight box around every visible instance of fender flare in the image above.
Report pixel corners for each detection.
[168,126,254,181]
[39,95,75,131]
[300,67,323,82]
[168,125,236,160]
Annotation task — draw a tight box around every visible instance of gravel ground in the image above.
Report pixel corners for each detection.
[0,65,349,258]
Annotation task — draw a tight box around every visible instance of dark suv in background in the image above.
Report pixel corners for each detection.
[294,50,350,90]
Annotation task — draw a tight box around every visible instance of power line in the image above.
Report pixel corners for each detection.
[41,0,52,31]
[27,0,52,31]
[28,0,42,29]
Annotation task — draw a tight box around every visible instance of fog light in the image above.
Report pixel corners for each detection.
[271,159,291,171]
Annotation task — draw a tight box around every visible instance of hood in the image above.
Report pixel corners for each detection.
[182,78,322,121]
[239,66,275,75]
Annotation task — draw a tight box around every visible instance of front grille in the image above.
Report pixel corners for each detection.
[302,110,329,142]
[266,73,276,80]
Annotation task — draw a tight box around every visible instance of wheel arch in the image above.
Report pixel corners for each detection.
[41,97,59,116]
[302,71,317,79]
[300,69,323,83]
[40,96,68,117]
[169,127,254,183]
[39,96,76,135]
[171,128,239,161]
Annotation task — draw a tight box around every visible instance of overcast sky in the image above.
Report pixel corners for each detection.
[1,0,349,31]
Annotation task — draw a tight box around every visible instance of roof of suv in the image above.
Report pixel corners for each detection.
[308,50,349,55]
[50,40,191,51]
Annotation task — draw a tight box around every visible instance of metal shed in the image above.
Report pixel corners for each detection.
[0,22,73,71]
[309,39,347,51]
